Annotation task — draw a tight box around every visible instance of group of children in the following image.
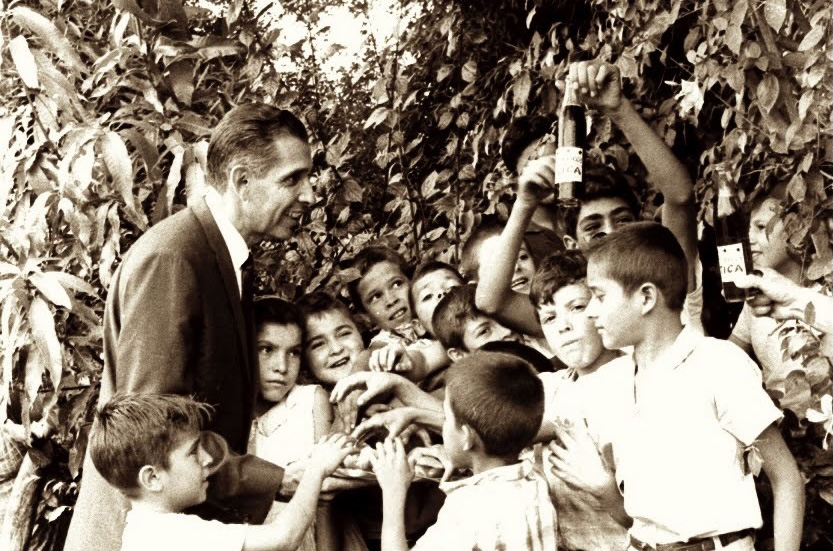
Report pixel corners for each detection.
[85,59,827,551]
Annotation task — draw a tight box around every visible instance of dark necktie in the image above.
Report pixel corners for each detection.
[241,254,255,354]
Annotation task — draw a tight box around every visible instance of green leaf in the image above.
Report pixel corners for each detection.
[512,71,532,110]
[364,107,390,130]
[166,59,195,106]
[29,272,72,309]
[805,302,816,327]
[10,6,85,76]
[9,35,40,89]
[757,74,779,114]
[763,0,787,33]
[461,60,477,83]
[798,26,825,52]
[100,131,135,208]
[725,25,742,55]
[29,296,63,393]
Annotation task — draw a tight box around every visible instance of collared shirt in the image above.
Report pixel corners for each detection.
[121,509,246,551]
[412,460,557,551]
[204,188,250,297]
[535,364,631,551]
[609,327,782,545]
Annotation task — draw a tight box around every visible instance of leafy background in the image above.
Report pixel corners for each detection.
[0,0,830,548]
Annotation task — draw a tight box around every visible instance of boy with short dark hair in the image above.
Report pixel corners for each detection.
[584,222,804,551]
[431,285,521,361]
[369,351,557,551]
[89,393,352,551]
[409,261,464,337]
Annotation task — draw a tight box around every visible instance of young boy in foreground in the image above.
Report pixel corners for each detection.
[369,351,557,551]
[89,393,353,551]
[585,222,804,551]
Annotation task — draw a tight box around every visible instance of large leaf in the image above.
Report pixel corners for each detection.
[9,35,40,88]
[100,131,135,206]
[763,0,787,33]
[166,59,195,106]
[29,271,73,309]
[28,296,63,393]
[10,6,85,76]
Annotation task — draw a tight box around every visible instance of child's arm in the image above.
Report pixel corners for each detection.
[571,61,698,291]
[737,269,833,335]
[369,341,449,382]
[756,423,805,551]
[369,438,413,551]
[474,159,551,335]
[242,434,353,551]
[331,372,443,412]
[352,406,445,441]
[312,386,334,440]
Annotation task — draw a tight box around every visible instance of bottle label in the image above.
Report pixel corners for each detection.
[555,147,583,184]
[717,243,748,283]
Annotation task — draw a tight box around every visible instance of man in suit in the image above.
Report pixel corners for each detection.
[64,103,314,551]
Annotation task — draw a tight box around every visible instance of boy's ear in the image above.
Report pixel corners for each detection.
[228,164,248,194]
[447,347,466,362]
[137,465,164,493]
[563,235,578,250]
[461,424,478,452]
[637,282,658,315]
[412,318,427,337]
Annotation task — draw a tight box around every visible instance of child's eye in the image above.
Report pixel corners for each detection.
[308,340,323,351]
[258,345,273,355]
[336,329,353,339]
[392,279,404,289]
[420,294,433,303]
[540,314,556,325]
[289,348,302,358]
[571,304,586,312]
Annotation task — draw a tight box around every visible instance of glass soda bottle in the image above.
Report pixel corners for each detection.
[555,81,586,207]
[713,178,755,302]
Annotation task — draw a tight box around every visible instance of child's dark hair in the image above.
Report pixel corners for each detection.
[410,261,463,303]
[346,246,411,311]
[557,165,642,238]
[479,340,553,374]
[529,250,588,309]
[446,351,544,458]
[460,218,505,281]
[587,221,687,311]
[254,296,304,336]
[295,290,354,324]
[431,284,482,351]
[500,115,556,173]
[89,394,210,497]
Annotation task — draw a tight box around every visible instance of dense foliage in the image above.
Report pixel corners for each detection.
[0,0,830,548]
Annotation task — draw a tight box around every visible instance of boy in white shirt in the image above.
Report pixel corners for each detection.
[584,222,804,551]
[88,393,352,551]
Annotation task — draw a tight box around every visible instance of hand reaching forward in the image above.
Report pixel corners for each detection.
[370,438,413,500]
[352,407,417,441]
[330,371,403,406]
[369,343,414,373]
[307,433,355,479]
[736,267,829,329]
[547,420,617,504]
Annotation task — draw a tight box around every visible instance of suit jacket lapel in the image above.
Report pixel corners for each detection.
[192,197,252,386]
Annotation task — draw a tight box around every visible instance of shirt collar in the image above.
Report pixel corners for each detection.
[203,187,250,270]
[644,325,701,373]
[440,460,533,494]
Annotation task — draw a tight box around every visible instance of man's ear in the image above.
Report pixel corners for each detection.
[447,347,466,362]
[228,164,247,195]
[638,282,658,315]
[137,465,163,493]
[563,235,578,250]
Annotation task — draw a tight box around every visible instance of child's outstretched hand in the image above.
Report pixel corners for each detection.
[547,420,617,504]
[330,371,403,407]
[568,60,623,115]
[352,407,417,441]
[517,155,556,207]
[370,437,413,499]
[307,433,355,479]
[369,343,414,373]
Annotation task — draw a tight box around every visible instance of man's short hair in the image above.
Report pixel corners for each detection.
[500,115,556,173]
[89,394,210,496]
[459,218,505,281]
[345,246,410,312]
[295,290,354,325]
[446,351,544,457]
[529,250,588,309]
[431,284,481,350]
[557,165,642,238]
[206,103,308,191]
[587,221,687,311]
[254,296,304,334]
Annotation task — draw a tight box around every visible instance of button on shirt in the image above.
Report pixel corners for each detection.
[412,460,558,551]
[609,327,782,545]
[204,188,250,297]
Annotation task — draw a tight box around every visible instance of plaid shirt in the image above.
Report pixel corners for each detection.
[412,460,558,551]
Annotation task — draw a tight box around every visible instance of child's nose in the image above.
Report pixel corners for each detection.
[328,338,345,355]
[585,296,600,319]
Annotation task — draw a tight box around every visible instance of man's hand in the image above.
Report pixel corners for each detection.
[369,343,414,373]
[517,155,557,207]
[307,433,355,480]
[736,268,820,322]
[370,438,413,500]
[330,371,402,406]
[568,60,623,115]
